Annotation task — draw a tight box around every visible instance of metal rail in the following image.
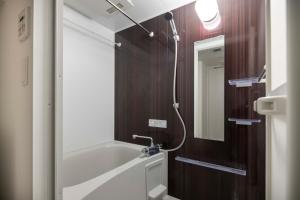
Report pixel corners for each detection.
[105,0,154,37]
[175,156,247,176]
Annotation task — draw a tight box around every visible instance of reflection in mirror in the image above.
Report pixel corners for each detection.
[194,35,225,141]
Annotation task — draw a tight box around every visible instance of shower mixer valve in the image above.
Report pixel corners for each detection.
[132,134,161,156]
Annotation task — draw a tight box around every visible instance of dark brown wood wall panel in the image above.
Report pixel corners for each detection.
[115,0,265,199]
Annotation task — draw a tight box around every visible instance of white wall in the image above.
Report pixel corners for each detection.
[286,1,300,199]
[268,1,300,199]
[266,0,287,199]
[0,0,33,199]
[63,6,115,153]
[270,0,287,90]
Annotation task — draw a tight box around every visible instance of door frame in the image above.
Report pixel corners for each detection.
[32,0,55,200]
[54,0,64,199]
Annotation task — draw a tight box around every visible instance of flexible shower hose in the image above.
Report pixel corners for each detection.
[163,37,187,152]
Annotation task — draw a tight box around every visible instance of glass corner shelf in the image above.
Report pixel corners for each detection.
[228,118,261,126]
[228,77,263,88]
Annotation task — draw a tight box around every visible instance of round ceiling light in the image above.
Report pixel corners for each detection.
[195,0,221,30]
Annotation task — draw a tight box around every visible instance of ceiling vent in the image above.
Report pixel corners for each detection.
[105,0,134,15]
[64,0,135,20]
[106,3,124,14]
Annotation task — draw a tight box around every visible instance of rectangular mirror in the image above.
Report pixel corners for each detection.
[194,35,225,141]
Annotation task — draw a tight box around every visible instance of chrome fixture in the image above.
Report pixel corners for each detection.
[141,145,160,157]
[258,65,267,82]
[132,135,160,157]
[176,156,247,176]
[164,12,180,41]
[132,134,154,147]
[105,0,154,37]
[162,12,187,152]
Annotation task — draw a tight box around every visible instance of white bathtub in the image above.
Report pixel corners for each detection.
[63,141,168,200]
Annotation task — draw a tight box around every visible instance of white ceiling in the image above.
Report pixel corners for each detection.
[64,0,195,32]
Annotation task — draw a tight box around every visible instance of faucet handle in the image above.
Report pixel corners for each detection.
[141,147,149,154]
[141,145,160,157]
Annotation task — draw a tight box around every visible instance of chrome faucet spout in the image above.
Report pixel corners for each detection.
[132,134,154,147]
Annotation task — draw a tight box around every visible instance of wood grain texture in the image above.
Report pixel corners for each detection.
[115,0,266,199]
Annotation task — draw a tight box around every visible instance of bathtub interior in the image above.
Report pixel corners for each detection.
[82,155,167,200]
[63,143,142,187]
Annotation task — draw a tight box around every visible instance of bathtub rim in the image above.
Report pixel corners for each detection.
[63,140,145,160]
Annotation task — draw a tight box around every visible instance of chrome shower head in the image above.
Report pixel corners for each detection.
[165,12,174,21]
[165,12,180,41]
